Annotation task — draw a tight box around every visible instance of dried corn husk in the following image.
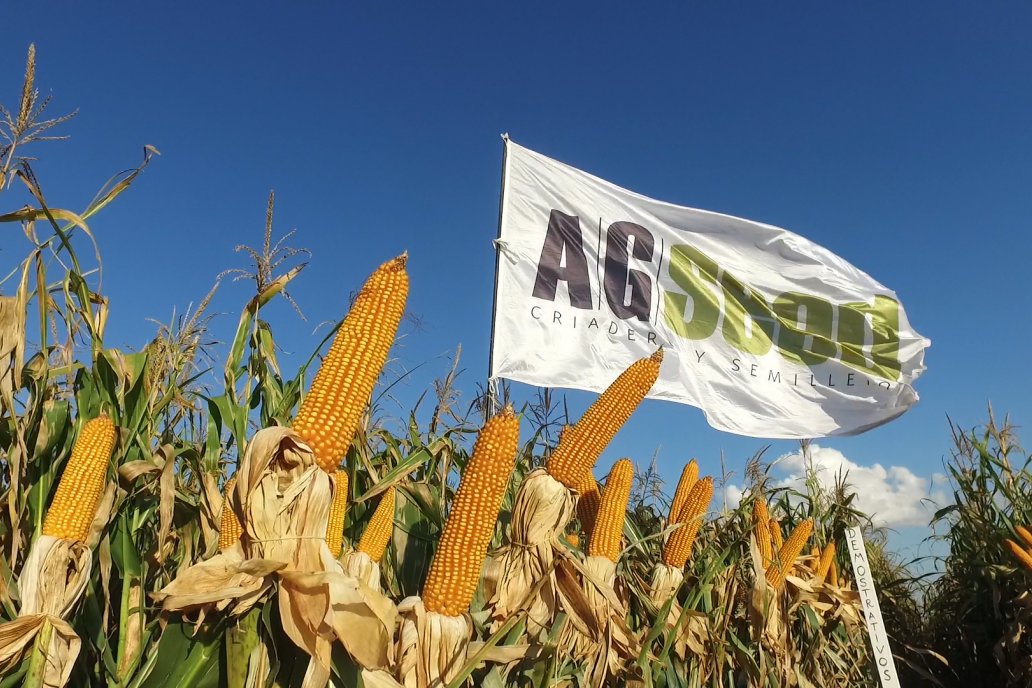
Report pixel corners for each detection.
[342,549,383,592]
[396,596,472,688]
[484,468,575,635]
[154,426,396,686]
[556,555,638,688]
[0,536,91,687]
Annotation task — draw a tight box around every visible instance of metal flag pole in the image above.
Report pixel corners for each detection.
[486,133,511,416]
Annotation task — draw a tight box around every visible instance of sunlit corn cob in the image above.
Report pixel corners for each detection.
[769,518,784,552]
[576,478,601,536]
[1006,539,1032,573]
[817,542,836,581]
[766,519,814,589]
[357,486,395,562]
[326,471,350,558]
[588,459,634,562]
[546,350,662,488]
[218,475,242,552]
[829,559,839,587]
[669,459,699,523]
[422,406,519,616]
[1016,525,1032,550]
[662,477,714,568]
[752,498,773,565]
[293,254,409,472]
[42,415,117,543]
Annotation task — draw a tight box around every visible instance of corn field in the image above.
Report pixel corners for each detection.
[2,45,1032,688]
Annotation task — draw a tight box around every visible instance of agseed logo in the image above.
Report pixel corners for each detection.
[531,209,902,383]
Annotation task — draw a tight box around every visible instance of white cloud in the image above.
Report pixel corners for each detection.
[734,445,945,528]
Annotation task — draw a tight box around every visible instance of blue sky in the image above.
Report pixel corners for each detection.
[3,3,1031,557]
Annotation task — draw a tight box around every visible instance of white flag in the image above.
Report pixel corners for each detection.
[489,138,929,439]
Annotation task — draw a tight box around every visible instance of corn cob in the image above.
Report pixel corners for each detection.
[669,459,699,523]
[766,519,814,589]
[829,559,839,587]
[42,415,117,543]
[588,459,634,562]
[662,477,714,568]
[218,475,242,552]
[326,471,350,558]
[423,406,520,616]
[817,542,836,581]
[1016,525,1032,551]
[769,518,784,553]
[546,350,662,488]
[576,478,601,537]
[752,498,773,565]
[1006,539,1032,573]
[357,486,396,562]
[293,255,409,472]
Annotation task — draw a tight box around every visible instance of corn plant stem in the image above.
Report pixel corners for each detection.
[24,618,53,688]
[113,510,143,686]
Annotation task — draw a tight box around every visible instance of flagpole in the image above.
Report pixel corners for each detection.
[486,133,511,415]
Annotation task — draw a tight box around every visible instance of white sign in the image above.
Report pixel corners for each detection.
[844,526,901,688]
[490,137,929,438]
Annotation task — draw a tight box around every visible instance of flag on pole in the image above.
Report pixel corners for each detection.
[489,137,929,439]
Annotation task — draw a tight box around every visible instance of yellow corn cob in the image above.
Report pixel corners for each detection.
[752,498,773,565]
[588,459,634,562]
[817,542,836,581]
[766,519,814,589]
[42,415,117,543]
[576,478,601,537]
[1016,525,1032,551]
[218,476,242,552]
[546,350,662,488]
[293,255,409,472]
[669,459,699,523]
[769,518,784,553]
[326,471,350,558]
[357,486,396,562]
[662,476,714,568]
[829,559,839,587]
[423,406,520,616]
[1006,539,1032,573]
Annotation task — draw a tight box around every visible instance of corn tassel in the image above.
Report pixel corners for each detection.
[766,518,814,589]
[669,459,699,523]
[1006,539,1032,573]
[293,254,409,472]
[356,486,395,562]
[817,542,836,581]
[662,477,714,568]
[588,459,634,562]
[546,350,662,488]
[218,476,242,552]
[42,416,117,544]
[326,471,349,558]
[422,406,520,616]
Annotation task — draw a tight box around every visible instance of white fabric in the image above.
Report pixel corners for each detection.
[490,138,929,438]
